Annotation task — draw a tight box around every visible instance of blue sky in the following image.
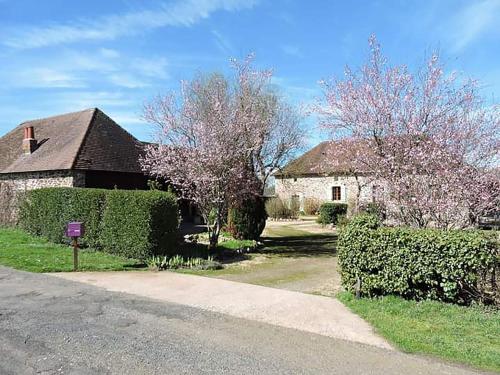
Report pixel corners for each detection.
[0,0,499,146]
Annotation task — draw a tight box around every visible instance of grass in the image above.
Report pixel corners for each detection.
[338,292,500,372]
[0,227,144,272]
[176,223,339,295]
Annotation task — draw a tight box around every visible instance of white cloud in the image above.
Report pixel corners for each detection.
[446,0,500,52]
[281,44,302,58]
[0,47,171,90]
[132,57,169,79]
[211,29,233,54]
[2,0,259,49]
[52,91,136,109]
[109,73,150,88]
[9,68,86,89]
[100,48,120,59]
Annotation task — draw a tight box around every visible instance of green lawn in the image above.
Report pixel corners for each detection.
[177,223,340,295]
[0,228,144,272]
[338,292,500,373]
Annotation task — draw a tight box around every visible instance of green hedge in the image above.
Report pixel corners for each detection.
[19,187,179,259]
[227,195,267,240]
[101,190,179,259]
[18,188,106,247]
[338,214,498,304]
[317,202,348,225]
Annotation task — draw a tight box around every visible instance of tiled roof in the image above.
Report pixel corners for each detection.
[0,108,145,174]
[275,140,357,177]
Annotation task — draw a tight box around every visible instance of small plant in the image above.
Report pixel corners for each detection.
[317,202,348,225]
[265,197,299,220]
[146,255,169,270]
[303,198,321,215]
[168,254,184,269]
[145,254,223,271]
[336,214,350,228]
[288,197,300,219]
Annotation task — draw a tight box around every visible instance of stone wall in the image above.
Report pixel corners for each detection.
[275,174,376,214]
[0,171,87,225]
[0,170,86,191]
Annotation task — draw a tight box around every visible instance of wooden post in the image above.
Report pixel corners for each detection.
[355,276,361,299]
[72,237,78,271]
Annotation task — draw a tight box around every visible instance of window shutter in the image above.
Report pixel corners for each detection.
[341,185,347,202]
[326,186,332,201]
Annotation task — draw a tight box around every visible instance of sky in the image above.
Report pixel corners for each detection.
[0,0,499,146]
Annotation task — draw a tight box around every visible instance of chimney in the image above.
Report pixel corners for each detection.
[22,126,37,155]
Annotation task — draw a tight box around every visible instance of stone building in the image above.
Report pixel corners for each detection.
[274,141,378,214]
[0,108,149,191]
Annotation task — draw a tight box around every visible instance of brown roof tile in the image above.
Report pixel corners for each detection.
[0,108,145,174]
[275,140,359,177]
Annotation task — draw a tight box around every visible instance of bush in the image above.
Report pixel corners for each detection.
[227,195,267,240]
[359,202,386,221]
[338,215,498,304]
[266,197,287,219]
[19,187,106,247]
[289,197,300,218]
[317,202,348,225]
[303,198,321,215]
[19,187,179,259]
[265,197,299,220]
[101,190,179,259]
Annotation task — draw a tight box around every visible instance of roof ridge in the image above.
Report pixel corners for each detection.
[19,108,97,126]
[70,108,99,169]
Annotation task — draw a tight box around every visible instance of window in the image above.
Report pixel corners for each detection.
[332,186,341,201]
[293,177,298,182]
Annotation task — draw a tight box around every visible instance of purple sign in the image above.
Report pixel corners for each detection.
[66,222,85,238]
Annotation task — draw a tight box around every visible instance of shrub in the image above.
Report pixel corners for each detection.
[265,197,300,220]
[266,197,288,219]
[19,187,179,259]
[338,216,498,304]
[101,190,179,259]
[317,202,348,225]
[19,187,106,247]
[303,198,321,215]
[227,195,267,240]
[289,197,300,219]
[359,202,386,221]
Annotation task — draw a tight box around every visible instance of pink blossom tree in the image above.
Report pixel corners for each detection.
[318,36,499,228]
[142,56,302,248]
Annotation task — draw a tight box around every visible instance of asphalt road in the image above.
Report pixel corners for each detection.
[0,266,488,375]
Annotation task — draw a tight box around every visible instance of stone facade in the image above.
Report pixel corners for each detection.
[275,174,376,214]
[0,170,86,192]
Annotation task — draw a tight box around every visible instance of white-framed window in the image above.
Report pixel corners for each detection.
[332,186,341,201]
[328,185,346,202]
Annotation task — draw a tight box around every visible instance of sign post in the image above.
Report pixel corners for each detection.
[66,222,85,271]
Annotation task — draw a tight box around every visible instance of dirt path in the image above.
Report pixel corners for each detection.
[197,219,341,296]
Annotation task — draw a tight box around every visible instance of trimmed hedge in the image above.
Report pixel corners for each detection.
[317,202,348,225]
[101,190,179,259]
[18,188,106,247]
[227,195,267,240]
[19,187,179,259]
[338,214,498,304]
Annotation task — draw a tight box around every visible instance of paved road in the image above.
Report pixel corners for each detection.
[0,267,489,375]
